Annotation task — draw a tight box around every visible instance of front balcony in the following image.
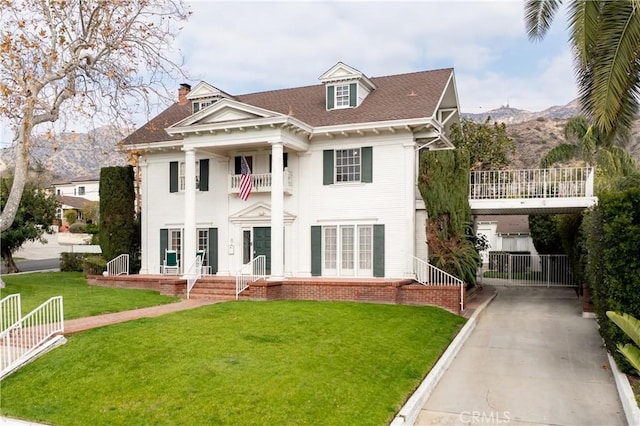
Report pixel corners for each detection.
[228,170,293,195]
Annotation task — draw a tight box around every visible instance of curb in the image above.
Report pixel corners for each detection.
[390,289,498,426]
[607,353,640,426]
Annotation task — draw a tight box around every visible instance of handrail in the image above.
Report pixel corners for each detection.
[0,294,21,333]
[228,171,293,194]
[469,167,595,200]
[413,257,465,311]
[235,255,266,300]
[106,254,129,276]
[1,296,64,380]
[185,256,203,299]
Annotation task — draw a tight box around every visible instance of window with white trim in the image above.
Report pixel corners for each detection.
[197,228,209,266]
[335,148,360,182]
[78,186,85,196]
[335,84,350,108]
[169,228,182,265]
[179,161,200,191]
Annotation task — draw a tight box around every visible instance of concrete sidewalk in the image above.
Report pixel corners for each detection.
[417,287,625,425]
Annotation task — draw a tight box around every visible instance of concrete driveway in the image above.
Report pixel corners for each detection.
[417,287,625,425]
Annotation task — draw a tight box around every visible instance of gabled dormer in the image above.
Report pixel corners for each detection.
[319,62,377,111]
[187,81,235,114]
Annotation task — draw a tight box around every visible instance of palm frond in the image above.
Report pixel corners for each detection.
[568,0,602,66]
[618,343,640,374]
[540,144,578,168]
[563,116,590,142]
[607,311,640,348]
[579,1,640,136]
[525,0,563,41]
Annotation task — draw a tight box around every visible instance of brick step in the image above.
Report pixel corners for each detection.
[189,288,236,296]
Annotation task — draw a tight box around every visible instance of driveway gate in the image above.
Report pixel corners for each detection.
[482,253,575,287]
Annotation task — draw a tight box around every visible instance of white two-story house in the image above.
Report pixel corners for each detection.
[122,62,460,280]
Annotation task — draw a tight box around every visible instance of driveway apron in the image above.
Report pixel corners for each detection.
[417,287,626,425]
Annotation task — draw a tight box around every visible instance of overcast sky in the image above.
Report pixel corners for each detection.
[0,0,576,146]
[174,0,575,114]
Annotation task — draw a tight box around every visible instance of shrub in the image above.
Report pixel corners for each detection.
[64,209,78,225]
[589,186,640,373]
[68,223,87,233]
[99,166,135,261]
[83,255,107,276]
[85,223,100,234]
[60,253,85,272]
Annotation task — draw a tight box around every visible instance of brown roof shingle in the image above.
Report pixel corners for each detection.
[122,67,453,146]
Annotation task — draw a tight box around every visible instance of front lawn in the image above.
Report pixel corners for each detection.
[0,301,465,425]
[0,272,179,319]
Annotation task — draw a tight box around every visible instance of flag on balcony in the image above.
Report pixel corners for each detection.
[239,156,252,201]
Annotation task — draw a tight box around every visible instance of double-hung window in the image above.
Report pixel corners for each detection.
[335,148,361,182]
[179,161,200,191]
[335,85,350,108]
[170,159,209,192]
[323,147,372,185]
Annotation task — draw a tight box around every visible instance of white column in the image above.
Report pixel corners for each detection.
[269,141,285,280]
[404,142,417,277]
[139,158,150,274]
[182,147,197,276]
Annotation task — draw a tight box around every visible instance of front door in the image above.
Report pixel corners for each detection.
[253,227,271,275]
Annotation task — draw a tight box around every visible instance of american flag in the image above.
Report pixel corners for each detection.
[239,156,252,201]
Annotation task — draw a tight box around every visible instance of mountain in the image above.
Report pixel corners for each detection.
[0,126,129,183]
[462,99,581,124]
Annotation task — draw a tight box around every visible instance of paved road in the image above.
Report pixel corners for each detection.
[0,258,60,274]
[417,287,625,425]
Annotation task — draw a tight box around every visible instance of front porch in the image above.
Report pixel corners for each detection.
[87,274,466,314]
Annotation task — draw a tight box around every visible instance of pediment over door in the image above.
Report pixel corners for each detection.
[229,202,296,224]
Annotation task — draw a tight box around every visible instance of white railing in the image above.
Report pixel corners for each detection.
[413,257,465,311]
[469,167,595,200]
[485,253,574,287]
[228,171,293,194]
[1,296,64,380]
[106,254,129,276]
[235,255,266,300]
[0,294,21,333]
[185,256,203,299]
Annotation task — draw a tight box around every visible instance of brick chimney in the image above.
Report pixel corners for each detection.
[178,83,191,105]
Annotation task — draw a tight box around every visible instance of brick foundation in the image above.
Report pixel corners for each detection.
[88,275,465,314]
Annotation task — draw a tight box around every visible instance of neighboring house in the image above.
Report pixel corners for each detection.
[56,195,90,225]
[476,215,540,264]
[52,176,100,201]
[122,62,460,278]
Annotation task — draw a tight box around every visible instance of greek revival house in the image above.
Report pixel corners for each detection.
[122,62,460,282]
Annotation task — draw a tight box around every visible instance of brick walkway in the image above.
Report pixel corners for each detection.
[63,299,219,334]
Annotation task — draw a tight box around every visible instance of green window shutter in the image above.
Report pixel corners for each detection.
[361,146,372,183]
[327,85,335,110]
[169,161,179,193]
[349,83,357,107]
[199,159,209,191]
[373,224,385,277]
[311,226,322,276]
[208,228,218,274]
[323,150,334,185]
[160,228,168,265]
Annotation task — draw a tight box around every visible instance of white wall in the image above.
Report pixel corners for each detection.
[55,181,100,201]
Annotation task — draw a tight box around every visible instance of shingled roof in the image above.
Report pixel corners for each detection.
[122,67,453,146]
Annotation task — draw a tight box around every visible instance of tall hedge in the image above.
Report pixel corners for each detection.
[586,184,640,372]
[418,148,479,285]
[99,166,136,262]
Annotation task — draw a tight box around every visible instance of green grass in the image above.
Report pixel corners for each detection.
[0,272,179,319]
[0,301,465,425]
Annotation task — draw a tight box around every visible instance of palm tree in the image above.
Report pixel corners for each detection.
[525,1,640,142]
[540,116,637,192]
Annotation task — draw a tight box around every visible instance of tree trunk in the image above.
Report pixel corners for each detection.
[1,244,19,273]
[0,118,31,232]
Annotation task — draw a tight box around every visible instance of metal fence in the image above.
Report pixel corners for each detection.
[482,253,574,287]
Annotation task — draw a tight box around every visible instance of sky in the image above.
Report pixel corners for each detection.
[173,0,576,114]
[1,0,577,146]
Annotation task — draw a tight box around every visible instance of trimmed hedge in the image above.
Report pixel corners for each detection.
[99,166,136,262]
[68,223,87,234]
[587,185,640,373]
[83,255,107,276]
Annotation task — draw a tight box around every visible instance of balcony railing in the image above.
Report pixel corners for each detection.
[469,167,595,200]
[228,171,293,195]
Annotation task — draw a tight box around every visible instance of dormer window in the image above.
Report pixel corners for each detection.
[326,82,357,110]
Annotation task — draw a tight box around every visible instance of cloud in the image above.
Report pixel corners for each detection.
[169,1,575,114]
